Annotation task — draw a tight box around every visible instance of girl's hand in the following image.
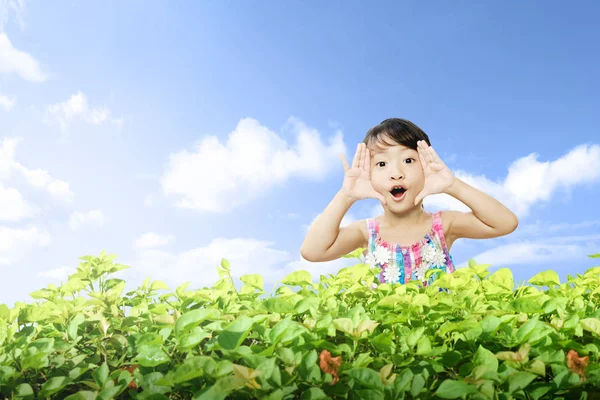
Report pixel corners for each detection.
[340,143,387,205]
[414,140,456,205]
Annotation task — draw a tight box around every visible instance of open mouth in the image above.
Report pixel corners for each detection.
[390,186,407,199]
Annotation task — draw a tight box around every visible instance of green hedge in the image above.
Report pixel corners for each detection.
[1,251,600,399]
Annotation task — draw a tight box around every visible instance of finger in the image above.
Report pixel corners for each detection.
[340,153,350,172]
[414,190,425,206]
[417,147,428,169]
[363,147,370,172]
[352,143,361,169]
[423,145,435,164]
[360,143,367,170]
[429,146,443,163]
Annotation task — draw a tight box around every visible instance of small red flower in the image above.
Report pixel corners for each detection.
[567,350,588,382]
[319,350,342,385]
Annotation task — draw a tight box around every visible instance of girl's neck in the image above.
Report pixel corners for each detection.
[381,204,430,227]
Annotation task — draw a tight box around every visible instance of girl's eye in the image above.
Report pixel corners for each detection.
[405,158,414,163]
[377,161,386,167]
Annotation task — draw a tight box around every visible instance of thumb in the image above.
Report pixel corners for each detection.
[340,153,350,172]
[414,189,427,206]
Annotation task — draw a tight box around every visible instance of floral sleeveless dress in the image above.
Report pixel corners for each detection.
[365,211,455,287]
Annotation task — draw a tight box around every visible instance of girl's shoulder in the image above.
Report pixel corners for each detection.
[343,218,369,248]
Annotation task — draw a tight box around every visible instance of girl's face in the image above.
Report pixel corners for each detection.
[368,139,425,211]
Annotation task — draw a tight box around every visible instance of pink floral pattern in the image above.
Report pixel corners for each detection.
[364,211,455,287]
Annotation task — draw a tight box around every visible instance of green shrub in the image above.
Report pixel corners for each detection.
[1,251,600,399]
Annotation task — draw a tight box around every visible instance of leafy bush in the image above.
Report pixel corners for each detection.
[1,251,600,399]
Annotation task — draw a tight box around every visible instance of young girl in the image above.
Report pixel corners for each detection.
[300,118,518,287]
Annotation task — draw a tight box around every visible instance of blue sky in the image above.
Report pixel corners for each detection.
[1,1,599,306]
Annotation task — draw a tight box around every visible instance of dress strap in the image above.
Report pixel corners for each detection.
[366,218,379,238]
[431,211,449,249]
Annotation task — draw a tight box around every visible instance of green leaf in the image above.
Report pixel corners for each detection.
[416,336,432,355]
[354,389,385,400]
[525,360,546,376]
[194,375,245,400]
[406,326,425,347]
[489,268,514,290]
[39,376,72,397]
[479,315,501,333]
[175,308,220,334]
[268,318,307,345]
[412,294,430,307]
[68,313,86,341]
[345,368,385,391]
[162,356,215,384]
[394,368,414,392]
[136,344,170,367]
[333,318,354,335]
[513,298,542,313]
[93,362,109,387]
[14,383,34,400]
[150,280,170,291]
[580,318,600,336]
[262,297,299,313]
[179,327,211,350]
[240,274,264,290]
[220,258,231,271]
[218,315,254,350]
[300,388,329,399]
[64,391,98,400]
[473,345,498,372]
[529,384,552,400]
[410,374,425,397]
[434,379,478,399]
[508,371,537,393]
[516,318,540,343]
[281,270,313,286]
[528,270,560,286]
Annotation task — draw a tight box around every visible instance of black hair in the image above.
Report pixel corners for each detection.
[362,118,431,150]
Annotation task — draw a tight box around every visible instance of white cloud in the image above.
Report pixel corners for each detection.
[0,94,15,111]
[37,266,75,281]
[69,209,108,231]
[132,237,293,289]
[283,256,361,282]
[302,212,356,233]
[0,32,45,81]
[0,183,37,220]
[15,164,74,201]
[424,144,600,217]
[144,194,154,208]
[0,0,27,31]
[0,137,74,201]
[459,234,600,269]
[513,219,600,238]
[161,117,346,213]
[134,232,175,249]
[43,92,123,133]
[0,226,50,265]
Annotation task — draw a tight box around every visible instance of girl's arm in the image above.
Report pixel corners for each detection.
[444,178,519,242]
[300,190,365,262]
[301,144,385,262]
[414,140,518,243]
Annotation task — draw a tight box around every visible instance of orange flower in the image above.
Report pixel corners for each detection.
[567,350,588,382]
[319,350,342,385]
[119,364,139,389]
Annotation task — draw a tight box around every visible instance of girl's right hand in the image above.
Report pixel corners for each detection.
[340,143,387,205]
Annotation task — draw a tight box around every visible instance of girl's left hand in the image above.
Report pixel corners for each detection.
[414,140,456,205]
